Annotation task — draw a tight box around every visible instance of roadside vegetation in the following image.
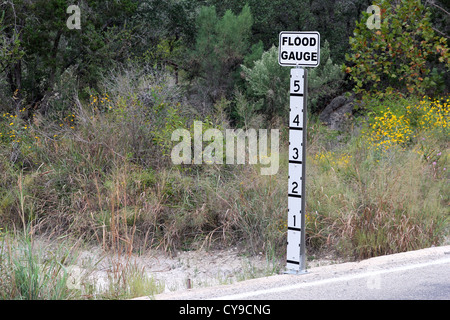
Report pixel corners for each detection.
[0,0,448,299]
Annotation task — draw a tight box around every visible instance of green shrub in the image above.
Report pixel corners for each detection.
[308,40,345,113]
[306,100,449,259]
[361,95,449,153]
[0,232,77,300]
[241,41,344,121]
[345,0,450,97]
[241,46,289,122]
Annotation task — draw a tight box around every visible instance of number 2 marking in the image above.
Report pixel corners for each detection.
[292,182,299,194]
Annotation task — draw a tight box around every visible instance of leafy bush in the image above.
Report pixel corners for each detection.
[345,0,450,97]
[362,96,449,152]
[241,46,289,122]
[307,40,345,113]
[241,41,344,121]
[99,66,187,168]
[307,131,448,258]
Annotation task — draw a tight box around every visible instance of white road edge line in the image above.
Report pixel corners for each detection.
[211,257,450,300]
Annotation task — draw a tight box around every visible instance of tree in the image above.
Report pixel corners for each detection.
[188,5,253,104]
[0,7,24,107]
[345,0,450,97]
[0,0,139,114]
[204,0,372,64]
[130,0,196,81]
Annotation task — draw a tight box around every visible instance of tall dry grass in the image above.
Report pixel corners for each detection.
[0,69,448,273]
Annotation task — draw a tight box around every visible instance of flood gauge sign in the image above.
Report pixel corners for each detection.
[280,31,320,274]
[279,31,320,67]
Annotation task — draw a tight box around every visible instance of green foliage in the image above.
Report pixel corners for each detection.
[151,103,188,158]
[0,0,139,112]
[189,5,253,102]
[243,41,264,69]
[242,41,344,121]
[101,68,186,168]
[132,0,196,72]
[307,40,345,113]
[362,95,449,154]
[345,0,450,97]
[0,10,24,79]
[241,46,289,122]
[307,99,449,258]
[233,89,264,129]
[0,232,76,300]
[205,0,370,64]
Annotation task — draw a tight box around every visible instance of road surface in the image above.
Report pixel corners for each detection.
[136,245,450,300]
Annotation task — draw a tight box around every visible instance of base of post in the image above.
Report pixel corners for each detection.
[284,269,307,275]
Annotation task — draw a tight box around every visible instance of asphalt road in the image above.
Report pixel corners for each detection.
[211,256,450,300]
[144,245,450,300]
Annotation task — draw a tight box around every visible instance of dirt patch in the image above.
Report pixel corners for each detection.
[71,246,277,294]
[70,245,344,295]
[10,236,343,296]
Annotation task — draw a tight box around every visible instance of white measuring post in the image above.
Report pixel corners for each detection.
[286,66,307,273]
[279,31,320,274]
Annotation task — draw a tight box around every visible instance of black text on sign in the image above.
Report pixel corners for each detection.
[278,32,320,67]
